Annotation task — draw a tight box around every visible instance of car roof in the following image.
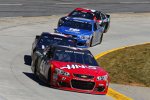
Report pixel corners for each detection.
[66,17,95,24]
[41,32,71,38]
[75,8,96,13]
[51,45,90,53]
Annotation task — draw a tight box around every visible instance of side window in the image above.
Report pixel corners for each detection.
[94,23,97,31]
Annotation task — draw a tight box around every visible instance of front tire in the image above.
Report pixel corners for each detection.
[47,69,51,86]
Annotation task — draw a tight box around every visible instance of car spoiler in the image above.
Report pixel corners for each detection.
[36,35,40,40]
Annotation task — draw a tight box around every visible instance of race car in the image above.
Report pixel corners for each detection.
[56,17,104,47]
[31,32,77,59]
[31,45,110,95]
[58,8,110,33]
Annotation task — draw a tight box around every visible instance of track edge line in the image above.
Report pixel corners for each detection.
[94,42,150,100]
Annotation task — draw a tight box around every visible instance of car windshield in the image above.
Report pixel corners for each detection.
[53,49,98,66]
[62,20,92,31]
[37,34,76,48]
[69,11,94,20]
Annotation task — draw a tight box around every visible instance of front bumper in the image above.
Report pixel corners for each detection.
[52,74,109,95]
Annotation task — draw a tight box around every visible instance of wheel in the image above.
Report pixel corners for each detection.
[31,57,39,79]
[34,59,38,76]
[90,36,93,47]
[104,23,109,33]
[99,33,103,44]
[47,69,51,86]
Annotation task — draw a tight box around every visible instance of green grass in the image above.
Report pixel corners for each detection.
[97,43,150,87]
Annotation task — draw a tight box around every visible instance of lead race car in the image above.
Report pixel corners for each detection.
[56,17,104,47]
[31,45,110,94]
[58,8,110,33]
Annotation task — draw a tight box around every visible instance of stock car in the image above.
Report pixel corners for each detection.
[56,17,104,47]
[58,8,110,33]
[31,32,77,59]
[31,45,110,94]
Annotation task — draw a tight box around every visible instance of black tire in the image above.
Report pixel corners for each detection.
[47,69,51,86]
[104,23,109,33]
[99,33,103,44]
[90,36,93,47]
[33,58,39,78]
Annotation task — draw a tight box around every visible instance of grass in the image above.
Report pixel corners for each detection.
[97,43,150,87]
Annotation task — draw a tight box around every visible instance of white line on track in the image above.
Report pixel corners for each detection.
[0,4,23,6]
[55,2,86,5]
[120,1,150,4]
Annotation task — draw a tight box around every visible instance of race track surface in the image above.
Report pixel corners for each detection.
[0,0,150,100]
[0,13,150,100]
[0,0,150,17]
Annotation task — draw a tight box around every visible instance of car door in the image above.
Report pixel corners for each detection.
[93,23,102,45]
[39,48,53,78]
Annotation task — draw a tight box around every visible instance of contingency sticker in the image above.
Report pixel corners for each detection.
[60,64,97,70]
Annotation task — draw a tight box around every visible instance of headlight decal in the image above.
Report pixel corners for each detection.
[97,75,108,81]
[55,68,70,76]
[80,35,90,40]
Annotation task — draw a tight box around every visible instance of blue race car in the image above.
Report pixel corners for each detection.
[56,17,104,47]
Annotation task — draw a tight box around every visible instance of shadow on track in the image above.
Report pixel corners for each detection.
[23,72,49,87]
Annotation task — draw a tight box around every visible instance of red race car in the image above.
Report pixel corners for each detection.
[31,45,110,94]
[58,8,110,33]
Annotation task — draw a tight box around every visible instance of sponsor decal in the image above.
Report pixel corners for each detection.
[65,28,80,33]
[81,75,88,78]
[69,28,80,32]
[60,64,97,70]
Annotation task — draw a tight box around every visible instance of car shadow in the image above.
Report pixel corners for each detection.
[24,55,32,66]
[23,72,103,95]
[23,72,48,87]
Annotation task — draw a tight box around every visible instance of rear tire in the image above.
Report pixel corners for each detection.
[90,36,93,47]
[33,58,39,79]
[104,23,109,33]
[99,33,103,44]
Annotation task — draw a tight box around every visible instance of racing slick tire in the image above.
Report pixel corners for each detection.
[31,56,39,78]
[99,33,103,44]
[104,23,110,33]
[47,69,51,86]
[90,36,93,47]
[34,59,39,77]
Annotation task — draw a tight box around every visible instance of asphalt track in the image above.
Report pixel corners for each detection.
[0,0,150,100]
[0,0,150,17]
[0,13,150,100]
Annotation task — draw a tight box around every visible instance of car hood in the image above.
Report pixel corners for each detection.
[57,26,92,36]
[51,60,107,76]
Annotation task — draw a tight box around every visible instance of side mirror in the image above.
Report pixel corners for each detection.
[36,35,40,40]
[54,28,58,33]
